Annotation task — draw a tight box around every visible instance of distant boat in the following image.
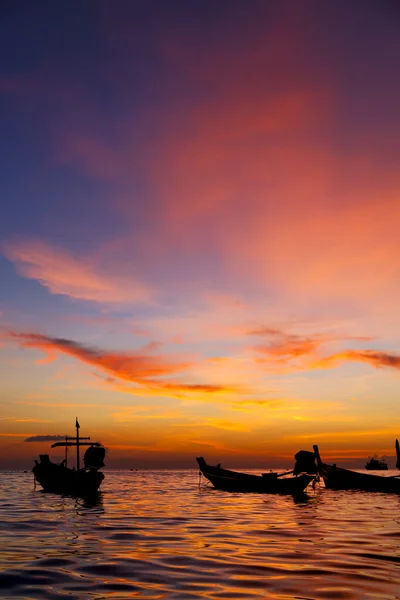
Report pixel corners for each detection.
[32,418,105,496]
[196,455,316,495]
[313,445,400,493]
[365,455,388,470]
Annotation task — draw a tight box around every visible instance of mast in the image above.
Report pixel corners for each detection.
[76,417,80,470]
[51,420,101,468]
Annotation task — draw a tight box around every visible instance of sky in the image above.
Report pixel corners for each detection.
[1,0,400,469]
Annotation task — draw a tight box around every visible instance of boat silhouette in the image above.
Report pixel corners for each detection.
[314,444,400,493]
[196,451,317,494]
[32,418,105,496]
[365,455,388,470]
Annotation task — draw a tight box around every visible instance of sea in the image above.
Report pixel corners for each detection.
[1,469,400,600]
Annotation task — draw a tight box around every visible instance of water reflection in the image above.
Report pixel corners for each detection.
[74,492,104,511]
[0,470,400,599]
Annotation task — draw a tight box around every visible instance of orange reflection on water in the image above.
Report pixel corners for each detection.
[1,470,400,599]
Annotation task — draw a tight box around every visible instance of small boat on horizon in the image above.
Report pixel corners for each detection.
[196,451,317,495]
[32,418,105,496]
[365,455,388,470]
[313,444,400,493]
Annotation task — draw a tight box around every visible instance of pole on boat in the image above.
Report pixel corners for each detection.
[65,435,68,467]
[396,439,400,470]
[76,417,80,470]
[313,445,323,471]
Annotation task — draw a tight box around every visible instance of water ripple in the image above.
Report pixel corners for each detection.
[1,470,400,599]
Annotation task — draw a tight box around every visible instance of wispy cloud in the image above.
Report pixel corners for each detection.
[9,332,234,399]
[24,435,65,443]
[254,333,327,359]
[10,331,188,380]
[316,350,400,371]
[248,327,395,374]
[90,374,234,403]
[250,327,371,357]
[158,382,236,394]
[2,239,150,304]
[111,408,183,423]
[292,427,398,440]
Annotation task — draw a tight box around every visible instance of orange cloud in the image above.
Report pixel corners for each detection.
[95,370,238,403]
[9,332,234,399]
[10,331,188,380]
[249,328,377,372]
[159,382,235,394]
[111,408,183,423]
[316,350,400,371]
[293,427,398,441]
[254,334,327,359]
[244,326,400,376]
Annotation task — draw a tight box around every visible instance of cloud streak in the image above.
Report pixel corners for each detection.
[24,435,65,443]
[10,331,189,380]
[9,332,233,398]
[245,327,400,376]
[316,351,400,371]
[2,239,151,304]
[250,327,371,354]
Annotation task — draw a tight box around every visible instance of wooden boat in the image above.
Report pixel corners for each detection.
[365,455,388,470]
[32,419,105,496]
[313,445,400,493]
[196,456,316,494]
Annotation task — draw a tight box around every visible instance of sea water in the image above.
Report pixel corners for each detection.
[0,469,399,599]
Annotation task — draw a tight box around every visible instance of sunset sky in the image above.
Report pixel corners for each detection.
[1,1,400,469]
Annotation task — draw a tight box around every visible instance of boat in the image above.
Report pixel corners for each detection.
[32,418,105,496]
[196,452,317,495]
[313,445,400,493]
[365,455,388,470]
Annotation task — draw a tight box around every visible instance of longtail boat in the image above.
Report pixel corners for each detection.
[32,418,105,496]
[313,445,400,493]
[196,453,316,495]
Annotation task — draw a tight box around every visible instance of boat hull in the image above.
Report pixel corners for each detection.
[197,457,315,494]
[313,447,400,493]
[33,464,104,496]
[321,466,400,493]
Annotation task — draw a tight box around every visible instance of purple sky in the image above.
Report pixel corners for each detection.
[1,1,400,468]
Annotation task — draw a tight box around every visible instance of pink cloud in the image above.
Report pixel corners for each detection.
[2,239,151,304]
[3,5,400,329]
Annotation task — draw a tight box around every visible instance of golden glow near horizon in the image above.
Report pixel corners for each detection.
[1,3,400,468]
